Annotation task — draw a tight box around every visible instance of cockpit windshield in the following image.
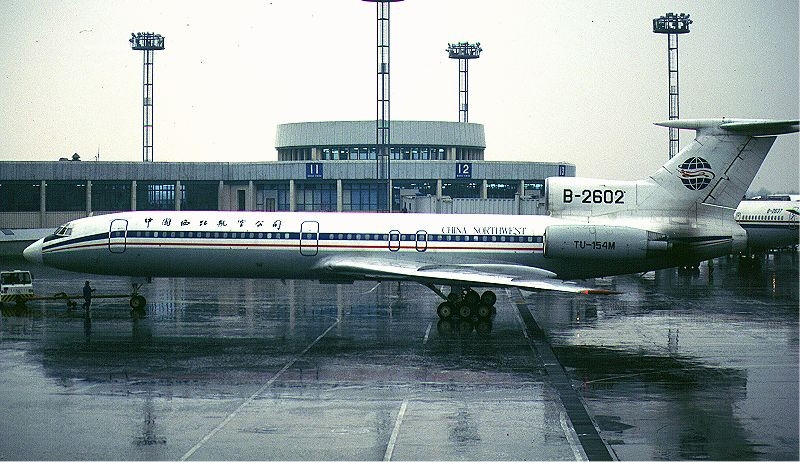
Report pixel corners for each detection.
[54,224,73,236]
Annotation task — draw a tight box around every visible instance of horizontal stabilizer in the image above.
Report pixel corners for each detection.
[720,120,799,136]
[655,118,799,136]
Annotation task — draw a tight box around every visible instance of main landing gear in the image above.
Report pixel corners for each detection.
[427,285,497,321]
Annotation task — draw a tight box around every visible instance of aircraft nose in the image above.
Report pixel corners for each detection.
[23,238,44,264]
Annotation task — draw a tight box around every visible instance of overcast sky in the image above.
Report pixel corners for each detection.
[0,0,797,193]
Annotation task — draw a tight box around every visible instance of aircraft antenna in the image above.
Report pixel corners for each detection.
[129,32,165,162]
[653,13,691,159]
[446,42,482,123]
[363,0,402,212]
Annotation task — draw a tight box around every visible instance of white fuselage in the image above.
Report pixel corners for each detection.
[26,210,740,283]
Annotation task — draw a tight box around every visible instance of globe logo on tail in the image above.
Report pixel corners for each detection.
[678,157,715,190]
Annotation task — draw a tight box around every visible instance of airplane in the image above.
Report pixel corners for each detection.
[734,195,799,253]
[23,118,798,319]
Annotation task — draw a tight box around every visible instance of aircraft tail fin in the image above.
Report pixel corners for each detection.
[545,118,797,222]
[648,118,798,211]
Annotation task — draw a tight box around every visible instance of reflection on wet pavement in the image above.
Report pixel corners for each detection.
[0,252,797,460]
[522,253,799,461]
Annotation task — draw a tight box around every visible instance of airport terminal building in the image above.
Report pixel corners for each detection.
[0,121,574,229]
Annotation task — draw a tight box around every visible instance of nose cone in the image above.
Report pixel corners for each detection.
[23,238,44,264]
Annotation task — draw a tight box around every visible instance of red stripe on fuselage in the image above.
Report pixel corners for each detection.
[43,240,545,254]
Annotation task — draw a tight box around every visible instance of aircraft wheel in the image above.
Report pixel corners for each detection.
[476,303,492,319]
[437,302,454,320]
[458,303,472,319]
[130,295,147,310]
[463,289,480,307]
[480,290,497,306]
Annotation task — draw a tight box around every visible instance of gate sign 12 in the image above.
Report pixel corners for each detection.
[456,163,472,179]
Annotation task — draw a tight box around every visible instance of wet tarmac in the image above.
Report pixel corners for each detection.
[0,252,797,460]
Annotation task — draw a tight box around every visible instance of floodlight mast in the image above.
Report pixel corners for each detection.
[653,13,691,159]
[129,32,165,163]
[446,42,482,123]
[363,0,402,212]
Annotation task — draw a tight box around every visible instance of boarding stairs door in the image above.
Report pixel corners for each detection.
[108,219,128,254]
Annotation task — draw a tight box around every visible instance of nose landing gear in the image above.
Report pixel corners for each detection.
[129,283,147,318]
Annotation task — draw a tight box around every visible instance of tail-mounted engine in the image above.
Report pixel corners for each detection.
[544,224,669,260]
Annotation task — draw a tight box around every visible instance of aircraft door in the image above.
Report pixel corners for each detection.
[300,221,319,256]
[108,219,128,253]
[388,230,400,252]
[415,230,428,252]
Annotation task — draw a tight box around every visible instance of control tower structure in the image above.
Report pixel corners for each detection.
[129,32,165,163]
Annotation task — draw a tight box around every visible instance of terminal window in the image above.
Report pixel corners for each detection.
[256,183,290,211]
[137,183,185,211]
[46,181,86,211]
[487,181,518,199]
[183,182,218,211]
[442,181,480,199]
[295,182,336,212]
[92,181,130,211]
[0,181,41,212]
[344,182,387,212]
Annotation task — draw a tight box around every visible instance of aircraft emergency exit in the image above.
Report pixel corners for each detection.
[23,118,798,319]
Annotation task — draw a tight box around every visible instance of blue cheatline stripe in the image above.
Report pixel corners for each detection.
[41,229,547,254]
[42,232,107,252]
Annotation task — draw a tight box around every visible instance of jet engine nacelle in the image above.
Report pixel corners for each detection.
[544,224,668,260]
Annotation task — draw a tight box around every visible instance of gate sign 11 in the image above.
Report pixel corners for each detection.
[456,162,472,179]
[306,163,323,179]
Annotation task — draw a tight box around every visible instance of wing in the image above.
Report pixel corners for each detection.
[314,256,618,295]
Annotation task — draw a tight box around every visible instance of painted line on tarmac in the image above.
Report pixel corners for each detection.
[561,411,589,461]
[422,321,432,345]
[383,398,409,461]
[180,319,340,461]
[514,291,614,461]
